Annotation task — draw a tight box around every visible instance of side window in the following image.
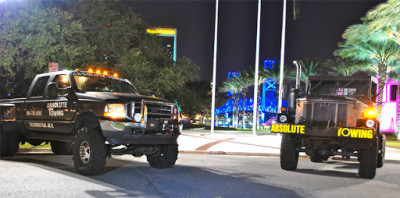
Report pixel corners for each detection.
[31,76,50,97]
[54,75,71,88]
[391,85,398,101]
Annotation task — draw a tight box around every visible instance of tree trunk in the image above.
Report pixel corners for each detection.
[377,64,387,119]
[242,95,246,129]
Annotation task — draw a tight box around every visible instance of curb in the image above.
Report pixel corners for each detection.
[18,148,287,158]
[180,150,311,159]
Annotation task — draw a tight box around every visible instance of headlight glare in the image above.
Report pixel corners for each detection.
[279,115,287,123]
[104,104,126,119]
[366,119,375,128]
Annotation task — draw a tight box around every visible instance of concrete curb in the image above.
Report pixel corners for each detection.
[180,150,309,159]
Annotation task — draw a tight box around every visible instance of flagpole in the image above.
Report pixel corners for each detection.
[211,0,219,135]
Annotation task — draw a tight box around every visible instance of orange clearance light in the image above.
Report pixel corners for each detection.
[364,108,377,118]
[96,69,101,74]
[88,68,94,73]
[113,73,119,78]
[75,68,80,72]
[281,107,287,112]
[103,70,109,75]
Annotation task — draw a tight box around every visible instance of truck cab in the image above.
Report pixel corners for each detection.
[0,70,181,175]
[271,75,386,179]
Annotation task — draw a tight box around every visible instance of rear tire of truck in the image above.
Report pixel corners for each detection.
[51,141,72,155]
[0,128,19,157]
[147,144,178,169]
[358,140,378,179]
[310,154,323,163]
[72,127,107,175]
[280,134,299,170]
[377,135,386,168]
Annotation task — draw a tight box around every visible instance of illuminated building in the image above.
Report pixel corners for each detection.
[146,28,177,63]
[215,59,288,127]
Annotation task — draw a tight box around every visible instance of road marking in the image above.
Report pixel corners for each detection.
[195,138,235,151]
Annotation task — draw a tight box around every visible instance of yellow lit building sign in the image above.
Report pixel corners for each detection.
[146,27,177,64]
[146,28,176,35]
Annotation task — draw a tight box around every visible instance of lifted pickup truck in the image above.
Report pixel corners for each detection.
[0,70,181,175]
[272,74,386,179]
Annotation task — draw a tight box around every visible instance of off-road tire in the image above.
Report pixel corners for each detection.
[358,140,378,179]
[0,127,19,157]
[147,144,178,169]
[280,134,299,170]
[377,135,386,168]
[51,141,72,155]
[72,127,107,175]
[310,154,323,163]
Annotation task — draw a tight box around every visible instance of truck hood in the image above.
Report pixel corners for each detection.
[76,92,171,104]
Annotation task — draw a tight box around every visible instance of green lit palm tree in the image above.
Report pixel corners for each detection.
[323,58,364,77]
[293,58,323,83]
[335,23,399,115]
[364,0,400,135]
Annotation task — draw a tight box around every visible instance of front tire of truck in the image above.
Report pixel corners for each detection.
[358,140,378,179]
[147,144,178,169]
[280,134,299,170]
[377,134,386,168]
[72,127,107,175]
[0,127,19,157]
[51,141,72,155]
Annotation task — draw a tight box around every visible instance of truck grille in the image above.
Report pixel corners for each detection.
[304,102,348,126]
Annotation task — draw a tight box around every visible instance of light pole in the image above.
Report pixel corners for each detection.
[211,0,219,136]
[252,0,262,135]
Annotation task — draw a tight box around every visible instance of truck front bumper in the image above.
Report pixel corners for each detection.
[100,120,180,145]
[270,123,376,139]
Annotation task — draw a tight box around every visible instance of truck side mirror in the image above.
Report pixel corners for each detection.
[65,87,77,100]
[47,82,58,99]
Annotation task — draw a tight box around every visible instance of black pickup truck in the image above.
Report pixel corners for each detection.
[0,70,181,175]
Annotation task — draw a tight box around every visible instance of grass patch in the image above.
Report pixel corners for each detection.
[387,140,400,149]
[19,142,51,149]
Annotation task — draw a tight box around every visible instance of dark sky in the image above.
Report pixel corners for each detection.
[125,0,384,85]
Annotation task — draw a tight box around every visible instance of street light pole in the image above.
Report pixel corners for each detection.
[211,0,219,136]
[252,0,262,136]
[278,0,287,114]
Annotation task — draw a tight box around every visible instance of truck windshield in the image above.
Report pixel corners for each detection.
[308,79,373,99]
[73,75,139,94]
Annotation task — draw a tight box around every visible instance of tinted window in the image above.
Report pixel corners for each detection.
[391,85,398,101]
[31,76,49,97]
[54,74,71,88]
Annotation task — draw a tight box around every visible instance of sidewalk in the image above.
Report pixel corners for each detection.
[178,129,400,161]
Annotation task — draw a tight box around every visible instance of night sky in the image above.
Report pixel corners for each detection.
[125,0,385,85]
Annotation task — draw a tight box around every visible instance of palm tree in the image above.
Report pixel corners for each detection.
[237,70,253,129]
[323,58,363,77]
[335,23,399,115]
[364,0,400,136]
[294,58,323,83]
[365,0,400,34]
[219,76,241,128]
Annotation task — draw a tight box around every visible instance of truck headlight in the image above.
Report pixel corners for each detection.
[279,115,287,123]
[366,119,375,128]
[104,104,126,119]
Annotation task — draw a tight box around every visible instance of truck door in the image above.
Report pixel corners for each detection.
[25,75,51,132]
[41,74,77,134]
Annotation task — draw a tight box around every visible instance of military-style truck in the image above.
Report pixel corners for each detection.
[0,69,181,175]
[271,65,386,179]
